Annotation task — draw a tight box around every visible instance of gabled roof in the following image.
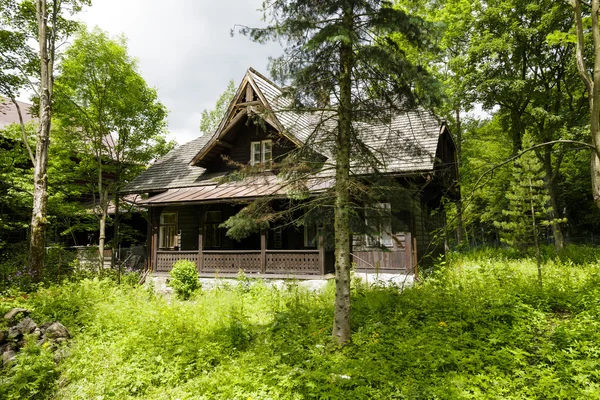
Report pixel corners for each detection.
[189,68,313,167]
[123,68,454,195]
[123,135,212,193]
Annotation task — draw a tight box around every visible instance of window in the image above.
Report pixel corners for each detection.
[273,227,283,249]
[304,223,320,248]
[204,211,221,248]
[250,140,272,168]
[365,203,392,247]
[159,212,178,249]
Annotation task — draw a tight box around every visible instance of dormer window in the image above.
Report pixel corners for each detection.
[250,140,272,168]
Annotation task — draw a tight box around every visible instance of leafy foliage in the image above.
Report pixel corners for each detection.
[168,260,200,300]
[199,79,235,135]
[494,140,564,250]
[2,248,600,398]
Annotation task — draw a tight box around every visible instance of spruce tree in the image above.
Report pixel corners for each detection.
[495,139,564,287]
[241,0,436,344]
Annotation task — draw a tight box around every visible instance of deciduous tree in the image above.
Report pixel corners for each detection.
[55,27,171,274]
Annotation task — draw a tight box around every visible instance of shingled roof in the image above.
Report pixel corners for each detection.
[123,68,451,195]
[123,135,212,193]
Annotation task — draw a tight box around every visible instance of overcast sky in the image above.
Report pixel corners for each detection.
[78,0,282,145]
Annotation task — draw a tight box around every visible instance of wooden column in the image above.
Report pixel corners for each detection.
[405,232,412,274]
[413,236,418,278]
[260,230,266,274]
[318,235,325,276]
[151,208,160,273]
[198,227,203,273]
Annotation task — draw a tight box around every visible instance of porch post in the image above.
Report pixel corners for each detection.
[151,208,160,273]
[260,229,266,274]
[318,235,325,275]
[198,227,203,273]
[405,232,412,274]
[413,236,418,278]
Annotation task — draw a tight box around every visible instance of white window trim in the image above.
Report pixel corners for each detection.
[250,140,273,167]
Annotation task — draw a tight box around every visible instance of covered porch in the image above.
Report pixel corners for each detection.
[148,202,334,278]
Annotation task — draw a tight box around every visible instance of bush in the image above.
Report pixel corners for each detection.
[169,260,200,300]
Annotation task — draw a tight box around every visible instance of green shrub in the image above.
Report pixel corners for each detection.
[0,336,59,400]
[169,260,200,300]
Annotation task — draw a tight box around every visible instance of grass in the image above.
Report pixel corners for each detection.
[2,246,600,399]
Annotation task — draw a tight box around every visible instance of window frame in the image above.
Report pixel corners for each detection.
[250,139,273,168]
[204,210,222,248]
[159,211,178,249]
[304,223,320,248]
[365,203,393,248]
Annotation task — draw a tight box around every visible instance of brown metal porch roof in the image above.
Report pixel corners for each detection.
[139,174,334,205]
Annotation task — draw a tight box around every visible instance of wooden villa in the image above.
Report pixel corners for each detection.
[123,68,457,278]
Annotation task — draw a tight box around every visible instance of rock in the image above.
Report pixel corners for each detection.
[0,342,17,354]
[32,327,41,339]
[0,330,7,344]
[8,317,37,340]
[3,308,31,323]
[2,349,16,365]
[43,322,70,340]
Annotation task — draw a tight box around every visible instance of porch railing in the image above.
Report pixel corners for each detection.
[266,250,320,275]
[156,251,199,273]
[155,249,322,276]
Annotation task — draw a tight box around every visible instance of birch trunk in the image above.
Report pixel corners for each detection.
[572,0,600,208]
[28,0,52,281]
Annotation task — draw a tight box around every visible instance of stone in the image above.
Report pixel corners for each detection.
[43,322,70,340]
[3,308,31,322]
[32,328,42,339]
[8,317,37,339]
[2,349,16,365]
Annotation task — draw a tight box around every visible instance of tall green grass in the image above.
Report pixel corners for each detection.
[2,247,600,399]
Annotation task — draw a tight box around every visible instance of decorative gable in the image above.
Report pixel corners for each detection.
[190,68,303,168]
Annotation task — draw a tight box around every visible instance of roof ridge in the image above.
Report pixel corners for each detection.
[247,67,284,93]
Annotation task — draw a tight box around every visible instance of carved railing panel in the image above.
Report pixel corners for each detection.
[202,251,261,273]
[266,251,320,275]
[156,251,199,272]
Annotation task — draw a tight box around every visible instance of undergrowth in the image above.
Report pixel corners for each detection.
[1,246,600,398]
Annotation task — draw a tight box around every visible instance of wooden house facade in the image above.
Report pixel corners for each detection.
[123,68,457,278]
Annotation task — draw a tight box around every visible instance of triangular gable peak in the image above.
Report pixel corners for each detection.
[190,68,303,167]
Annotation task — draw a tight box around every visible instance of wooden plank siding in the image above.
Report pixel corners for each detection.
[206,116,295,173]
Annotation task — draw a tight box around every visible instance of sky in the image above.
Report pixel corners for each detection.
[77,0,282,145]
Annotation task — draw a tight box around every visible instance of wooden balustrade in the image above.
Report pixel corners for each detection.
[155,249,323,276]
[156,251,199,272]
[266,250,321,275]
[202,251,262,273]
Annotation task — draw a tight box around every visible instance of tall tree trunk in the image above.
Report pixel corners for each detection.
[28,0,52,282]
[113,191,121,284]
[332,9,354,345]
[454,108,464,246]
[572,0,600,208]
[98,187,108,273]
[542,149,564,251]
[530,179,542,288]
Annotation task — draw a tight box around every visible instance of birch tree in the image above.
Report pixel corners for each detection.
[571,0,600,208]
[0,0,88,281]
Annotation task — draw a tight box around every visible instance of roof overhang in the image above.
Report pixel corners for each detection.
[137,174,334,206]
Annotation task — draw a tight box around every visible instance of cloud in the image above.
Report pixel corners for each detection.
[79,0,282,145]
